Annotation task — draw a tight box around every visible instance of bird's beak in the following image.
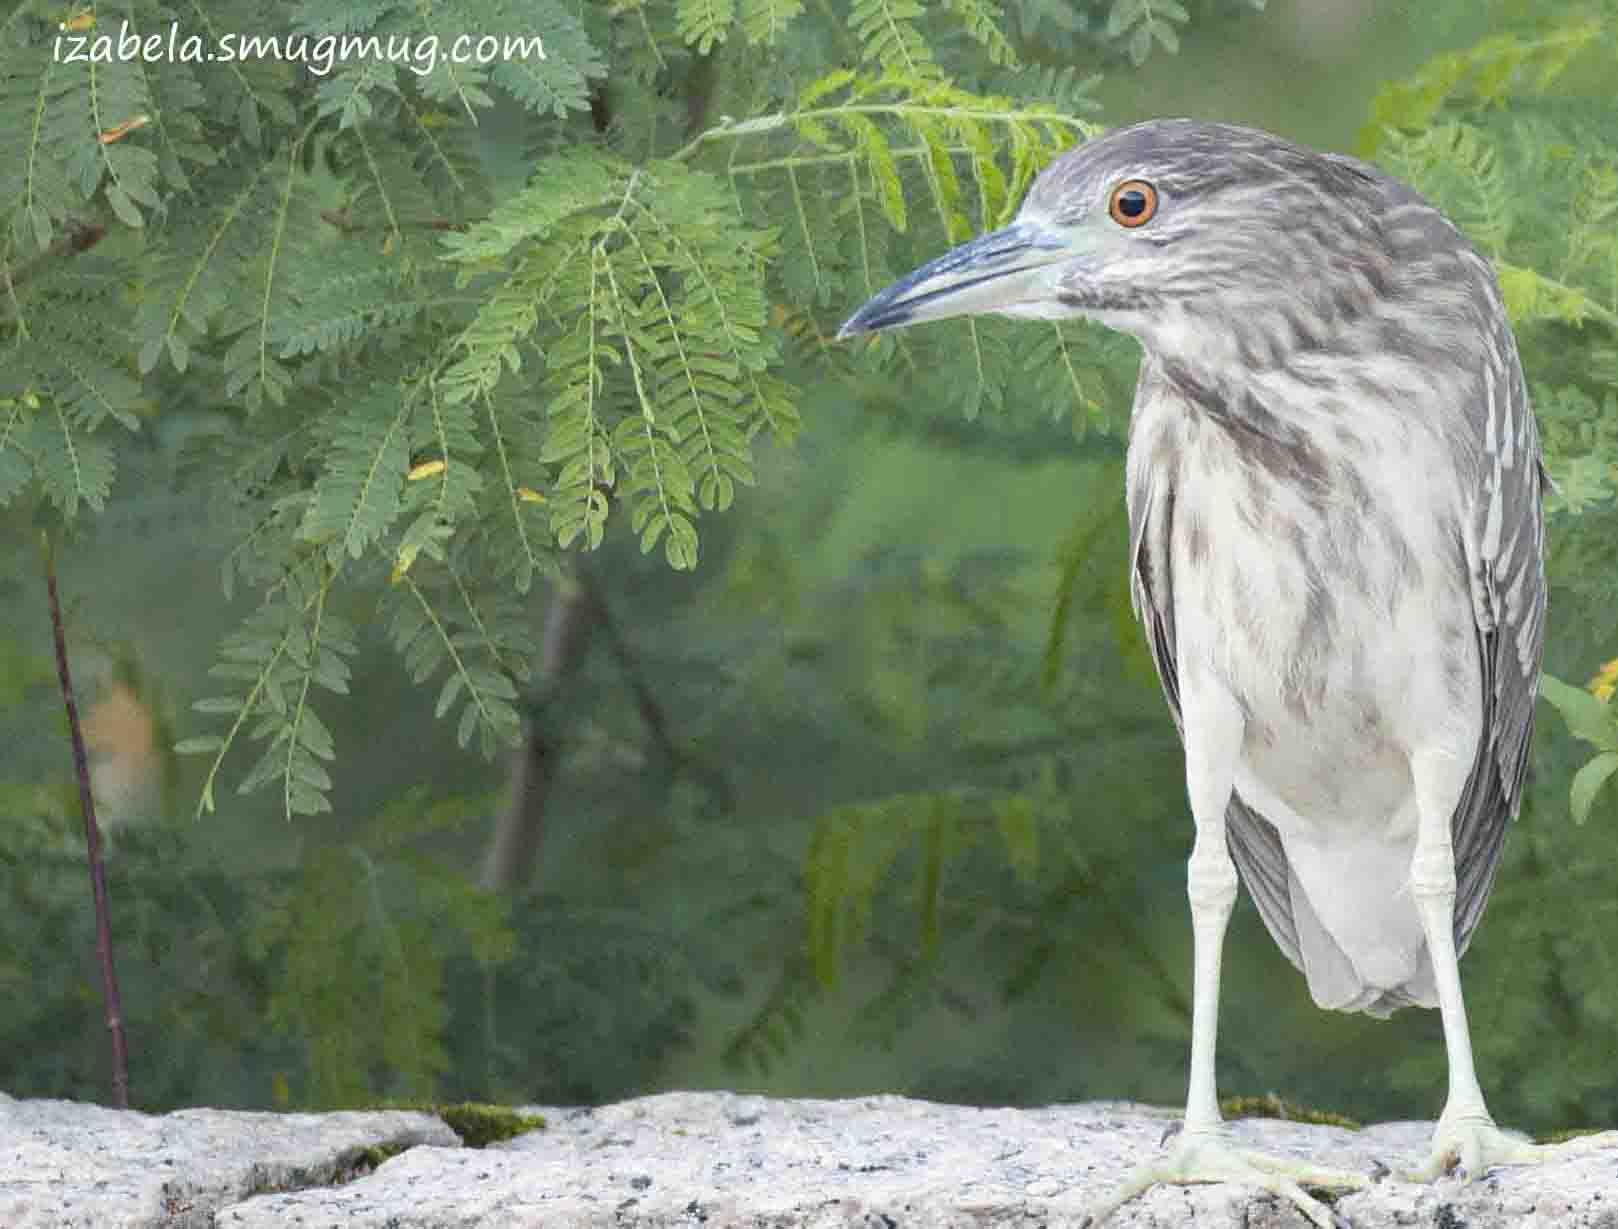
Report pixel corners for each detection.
[837,220,1071,338]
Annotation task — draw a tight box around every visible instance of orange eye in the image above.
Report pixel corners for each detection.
[1108,179,1158,228]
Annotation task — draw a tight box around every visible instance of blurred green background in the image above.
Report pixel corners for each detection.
[2,0,1616,1138]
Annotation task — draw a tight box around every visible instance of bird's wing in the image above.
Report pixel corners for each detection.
[1126,435,1304,970]
[1452,314,1547,954]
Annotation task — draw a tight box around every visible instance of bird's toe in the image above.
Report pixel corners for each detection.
[1079,1130,1362,1228]
[1404,1118,1551,1183]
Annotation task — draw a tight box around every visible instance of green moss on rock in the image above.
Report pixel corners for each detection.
[381,1101,547,1147]
[1220,1092,1360,1130]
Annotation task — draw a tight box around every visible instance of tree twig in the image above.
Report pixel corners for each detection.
[41,531,130,1108]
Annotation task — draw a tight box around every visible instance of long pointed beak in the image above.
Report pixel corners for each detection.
[837,220,1071,338]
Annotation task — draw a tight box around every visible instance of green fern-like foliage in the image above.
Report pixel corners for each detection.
[806,789,1039,989]
[252,789,515,1106]
[179,561,354,819]
[384,561,533,759]
[692,71,1095,423]
[723,788,1043,1071]
[0,0,1105,815]
[258,843,451,1105]
[678,0,738,55]
[1005,0,1264,65]
[0,0,1307,820]
[442,150,780,568]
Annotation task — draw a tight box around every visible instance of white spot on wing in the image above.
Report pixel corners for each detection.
[1498,374,1515,469]
[1504,565,1525,610]
[1515,606,1537,673]
[1482,364,1498,458]
[1482,474,1503,560]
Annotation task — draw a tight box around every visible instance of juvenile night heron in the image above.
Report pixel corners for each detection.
[841,119,1616,1225]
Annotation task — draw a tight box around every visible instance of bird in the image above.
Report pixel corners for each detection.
[839,118,1616,1225]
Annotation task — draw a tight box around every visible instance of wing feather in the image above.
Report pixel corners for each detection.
[1122,272,1543,977]
[1452,315,1546,954]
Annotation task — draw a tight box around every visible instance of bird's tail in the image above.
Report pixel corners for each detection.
[1286,870,1435,1018]
[1226,793,1437,1018]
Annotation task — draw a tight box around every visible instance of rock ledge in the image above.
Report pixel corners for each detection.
[5,1089,1616,1227]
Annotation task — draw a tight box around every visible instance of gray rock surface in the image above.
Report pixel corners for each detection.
[0,1091,456,1228]
[6,1088,1617,1227]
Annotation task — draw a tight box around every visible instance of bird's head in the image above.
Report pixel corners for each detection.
[840,119,1417,372]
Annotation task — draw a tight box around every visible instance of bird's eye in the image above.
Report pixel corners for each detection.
[1108,179,1158,228]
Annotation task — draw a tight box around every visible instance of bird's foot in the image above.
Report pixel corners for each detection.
[1404,1112,1618,1183]
[1081,1125,1367,1228]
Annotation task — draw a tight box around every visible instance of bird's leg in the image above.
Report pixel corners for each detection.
[1181,695,1242,1137]
[1406,746,1496,1171]
[1083,681,1364,1228]
[1404,750,1618,1181]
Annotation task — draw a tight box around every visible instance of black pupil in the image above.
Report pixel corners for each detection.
[1117,188,1148,217]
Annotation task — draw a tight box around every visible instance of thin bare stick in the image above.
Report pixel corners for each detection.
[41,531,130,1109]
